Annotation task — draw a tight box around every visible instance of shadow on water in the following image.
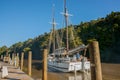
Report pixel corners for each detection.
[32,62,42,70]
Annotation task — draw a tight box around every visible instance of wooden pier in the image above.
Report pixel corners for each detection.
[0,61,33,80]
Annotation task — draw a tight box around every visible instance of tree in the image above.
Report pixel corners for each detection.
[0,46,8,55]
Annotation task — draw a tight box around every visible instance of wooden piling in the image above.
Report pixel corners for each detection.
[16,53,19,68]
[14,54,17,67]
[12,53,14,65]
[8,54,11,64]
[20,52,24,71]
[1,55,3,60]
[28,51,32,76]
[82,72,85,80]
[42,49,47,80]
[89,41,102,80]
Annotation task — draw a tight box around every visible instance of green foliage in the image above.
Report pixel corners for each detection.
[3,11,120,62]
[76,11,120,62]
[23,47,31,53]
[0,46,8,55]
[87,39,97,43]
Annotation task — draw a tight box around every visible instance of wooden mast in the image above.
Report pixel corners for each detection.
[50,4,57,53]
[64,0,69,52]
[52,4,55,53]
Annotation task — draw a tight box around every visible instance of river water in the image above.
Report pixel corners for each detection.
[24,60,91,80]
[47,71,91,80]
[31,69,91,80]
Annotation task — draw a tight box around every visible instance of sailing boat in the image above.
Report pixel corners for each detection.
[48,0,90,72]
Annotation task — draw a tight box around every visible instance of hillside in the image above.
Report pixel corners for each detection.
[0,11,120,63]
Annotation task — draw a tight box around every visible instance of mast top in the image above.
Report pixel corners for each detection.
[49,4,57,26]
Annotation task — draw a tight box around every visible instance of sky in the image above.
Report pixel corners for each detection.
[0,0,120,47]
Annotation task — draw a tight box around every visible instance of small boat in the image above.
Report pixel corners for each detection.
[48,0,90,72]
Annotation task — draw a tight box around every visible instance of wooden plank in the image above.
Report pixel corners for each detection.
[0,61,33,80]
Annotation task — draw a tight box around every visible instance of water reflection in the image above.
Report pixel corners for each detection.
[67,72,91,80]
[68,75,82,80]
[48,71,91,80]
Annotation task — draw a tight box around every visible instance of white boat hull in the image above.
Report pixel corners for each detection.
[48,61,90,72]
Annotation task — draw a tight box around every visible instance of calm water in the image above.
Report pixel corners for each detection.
[31,68,91,80]
[47,71,91,80]
[24,60,91,80]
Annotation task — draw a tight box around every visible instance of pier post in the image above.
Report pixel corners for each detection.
[82,72,85,80]
[16,53,19,68]
[8,54,11,64]
[42,49,47,80]
[20,52,24,71]
[89,41,102,80]
[28,51,32,76]
[14,54,17,67]
[1,55,3,60]
[74,66,77,80]
[12,53,14,66]
[82,49,87,71]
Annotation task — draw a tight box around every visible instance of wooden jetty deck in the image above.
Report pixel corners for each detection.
[0,61,33,80]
